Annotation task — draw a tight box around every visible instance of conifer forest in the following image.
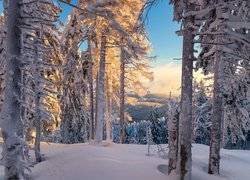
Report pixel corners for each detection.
[0,0,250,180]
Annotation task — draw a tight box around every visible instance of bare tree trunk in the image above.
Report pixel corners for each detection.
[94,33,107,145]
[34,39,42,163]
[87,38,95,140]
[176,9,194,180]
[62,88,69,144]
[221,107,227,148]
[109,76,113,142]
[95,72,99,137]
[83,92,88,142]
[208,48,223,174]
[1,1,25,178]
[62,113,69,144]
[168,101,179,175]
[192,96,195,143]
[105,65,111,143]
[119,48,125,144]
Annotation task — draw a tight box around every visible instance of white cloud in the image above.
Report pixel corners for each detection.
[148,62,212,96]
[149,62,182,96]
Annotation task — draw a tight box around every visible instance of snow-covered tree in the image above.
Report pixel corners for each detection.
[146,121,153,156]
[193,80,212,145]
[59,2,89,143]
[79,0,153,145]
[193,0,250,174]
[148,108,167,144]
[18,0,62,162]
[1,1,27,178]
[1,0,61,179]
[169,0,196,179]
[126,122,139,144]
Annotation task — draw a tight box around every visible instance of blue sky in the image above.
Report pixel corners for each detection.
[145,1,182,66]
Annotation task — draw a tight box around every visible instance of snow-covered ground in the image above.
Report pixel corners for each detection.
[0,142,249,180]
[31,142,166,180]
[28,142,250,180]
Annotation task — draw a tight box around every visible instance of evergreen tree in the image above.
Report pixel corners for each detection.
[148,108,167,144]
[193,81,212,145]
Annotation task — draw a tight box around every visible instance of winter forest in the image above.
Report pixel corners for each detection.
[0,0,250,180]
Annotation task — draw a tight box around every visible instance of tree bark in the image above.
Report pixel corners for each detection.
[176,8,194,180]
[105,65,111,143]
[87,38,95,140]
[208,47,223,174]
[119,48,125,144]
[62,89,69,144]
[221,107,227,148]
[168,101,179,175]
[95,72,99,138]
[1,0,25,179]
[192,95,196,143]
[34,39,42,163]
[94,33,107,145]
[83,92,88,142]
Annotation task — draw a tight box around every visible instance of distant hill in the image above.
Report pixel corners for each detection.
[126,93,168,121]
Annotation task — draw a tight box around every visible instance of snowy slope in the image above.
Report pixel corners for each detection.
[31,142,166,180]
[0,143,244,180]
[25,143,250,180]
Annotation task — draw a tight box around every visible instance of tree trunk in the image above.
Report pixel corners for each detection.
[176,9,194,180]
[221,107,227,148]
[87,38,95,140]
[94,33,107,145]
[105,65,111,143]
[34,39,42,163]
[192,96,195,143]
[95,72,99,138]
[109,76,114,141]
[83,92,88,142]
[1,1,25,179]
[208,47,223,174]
[119,48,125,144]
[62,89,69,144]
[168,101,179,175]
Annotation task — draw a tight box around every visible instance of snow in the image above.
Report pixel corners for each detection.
[22,142,250,180]
[0,142,248,179]
[31,142,165,180]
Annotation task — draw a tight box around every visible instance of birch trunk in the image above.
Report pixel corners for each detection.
[208,47,223,174]
[119,48,125,144]
[34,39,42,163]
[87,38,95,140]
[94,33,107,145]
[1,0,25,178]
[176,8,194,180]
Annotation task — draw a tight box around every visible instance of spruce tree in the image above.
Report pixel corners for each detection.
[148,108,167,144]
